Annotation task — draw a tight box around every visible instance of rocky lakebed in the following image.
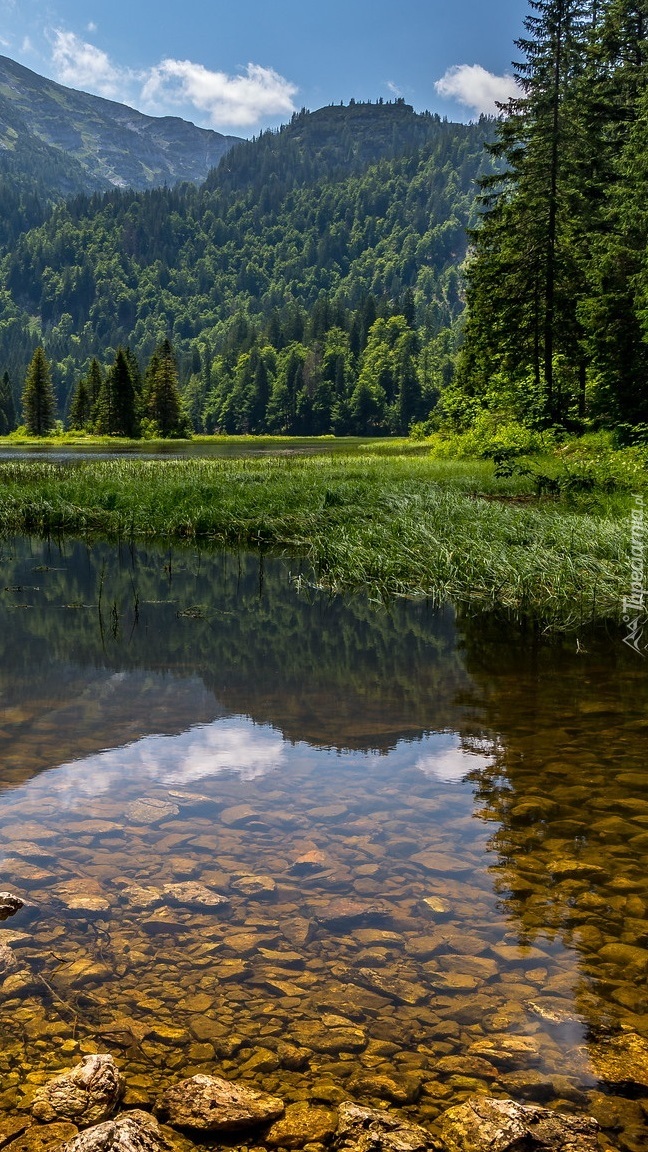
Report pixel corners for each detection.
[1,541,648,1152]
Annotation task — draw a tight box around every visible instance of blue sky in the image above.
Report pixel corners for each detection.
[0,0,528,135]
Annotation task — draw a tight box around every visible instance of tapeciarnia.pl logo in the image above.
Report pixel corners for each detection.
[623,493,647,657]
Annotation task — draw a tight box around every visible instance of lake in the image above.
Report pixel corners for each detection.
[0,536,647,1150]
[0,438,422,464]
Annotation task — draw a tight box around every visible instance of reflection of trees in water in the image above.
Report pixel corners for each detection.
[0,537,474,779]
[458,614,648,1034]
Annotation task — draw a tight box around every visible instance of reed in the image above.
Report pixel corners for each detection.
[0,452,635,629]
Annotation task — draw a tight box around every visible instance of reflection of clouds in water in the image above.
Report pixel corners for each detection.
[416,736,490,783]
[145,722,286,785]
[20,719,287,810]
[0,720,488,829]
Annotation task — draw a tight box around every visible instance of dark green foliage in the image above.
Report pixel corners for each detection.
[68,375,91,431]
[198,305,425,435]
[0,103,495,426]
[21,346,57,435]
[96,348,138,437]
[87,358,104,416]
[579,1,648,424]
[0,371,16,434]
[145,338,190,437]
[456,0,648,430]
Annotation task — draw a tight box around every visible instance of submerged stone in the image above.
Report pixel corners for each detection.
[410,851,472,875]
[525,999,580,1025]
[547,859,606,881]
[333,1101,434,1152]
[357,967,427,1005]
[220,805,265,828]
[126,798,180,825]
[0,941,19,974]
[52,959,113,987]
[290,851,330,875]
[0,1117,30,1147]
[5,1123,79,1152]
[154,1074,285,1131]
[468,1036,542,1069]
[31,1054,124,1127]
[598,943,648,972]
[265,1103,338,1147]
[119,885,163,910]
[419,896,451,919]
[315,899,390,929]
[230,875,276,896]
[588,1032,648,1088]
[55,881,111,915]
[441,1096,599,1152]
[0,892,24,921]
[162,882,229,911]
[347,1071,421,1104]
[61,1111,168,1152]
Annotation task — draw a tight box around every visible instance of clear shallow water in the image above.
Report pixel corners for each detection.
[0,538,647,1149]
[0,438,395,463]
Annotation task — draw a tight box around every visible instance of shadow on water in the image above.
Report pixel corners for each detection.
[0,537,647,1149]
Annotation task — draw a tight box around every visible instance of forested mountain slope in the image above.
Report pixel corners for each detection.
[0,101,495,423]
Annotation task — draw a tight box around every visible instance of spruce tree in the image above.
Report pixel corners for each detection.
[146,338,186,437]
[96,348,138,437]
[579,0,648,425]
[87,358,104,420]
[22,347,57,436]
[458,0,593,424]
[0,371,16,435]
[68,365,97,430]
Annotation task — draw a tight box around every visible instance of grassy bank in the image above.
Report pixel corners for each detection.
[0,449,638,630]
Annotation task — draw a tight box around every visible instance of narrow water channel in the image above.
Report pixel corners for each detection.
[0,537,646,1150]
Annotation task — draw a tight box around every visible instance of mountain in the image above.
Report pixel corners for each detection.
[0,55,240,199]
[0,100,495,433]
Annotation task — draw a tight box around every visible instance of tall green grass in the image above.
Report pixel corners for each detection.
[0,453,635,629]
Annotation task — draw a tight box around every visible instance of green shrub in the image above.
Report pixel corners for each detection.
[428,412,556,460]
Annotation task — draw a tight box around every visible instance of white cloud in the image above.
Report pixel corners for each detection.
[141,59,297,128]
[47,29,297,130]
[21,35,34,54]
[87,21,98,33]
[435,64,518,117]
[51,29,132,100]
[387,80,403,98]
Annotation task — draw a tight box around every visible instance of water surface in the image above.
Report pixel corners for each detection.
[0,437,406,463]
[0,538,646,1150]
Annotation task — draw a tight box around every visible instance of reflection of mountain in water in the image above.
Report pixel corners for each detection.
[0,537,474,786]
[2,539,648,1142]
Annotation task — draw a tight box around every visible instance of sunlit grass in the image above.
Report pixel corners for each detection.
[0,452,634,629]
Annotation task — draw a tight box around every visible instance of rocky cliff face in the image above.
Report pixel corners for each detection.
[0,54,241,194]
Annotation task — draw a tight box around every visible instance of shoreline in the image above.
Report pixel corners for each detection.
[0,451,636,631]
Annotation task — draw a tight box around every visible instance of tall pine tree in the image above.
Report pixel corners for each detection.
[96,348,138,437]
[22,347,57,436]
[579,0,648,426]
[68,360,102,430]
[146,338,188,437]
[457,0,594,425]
